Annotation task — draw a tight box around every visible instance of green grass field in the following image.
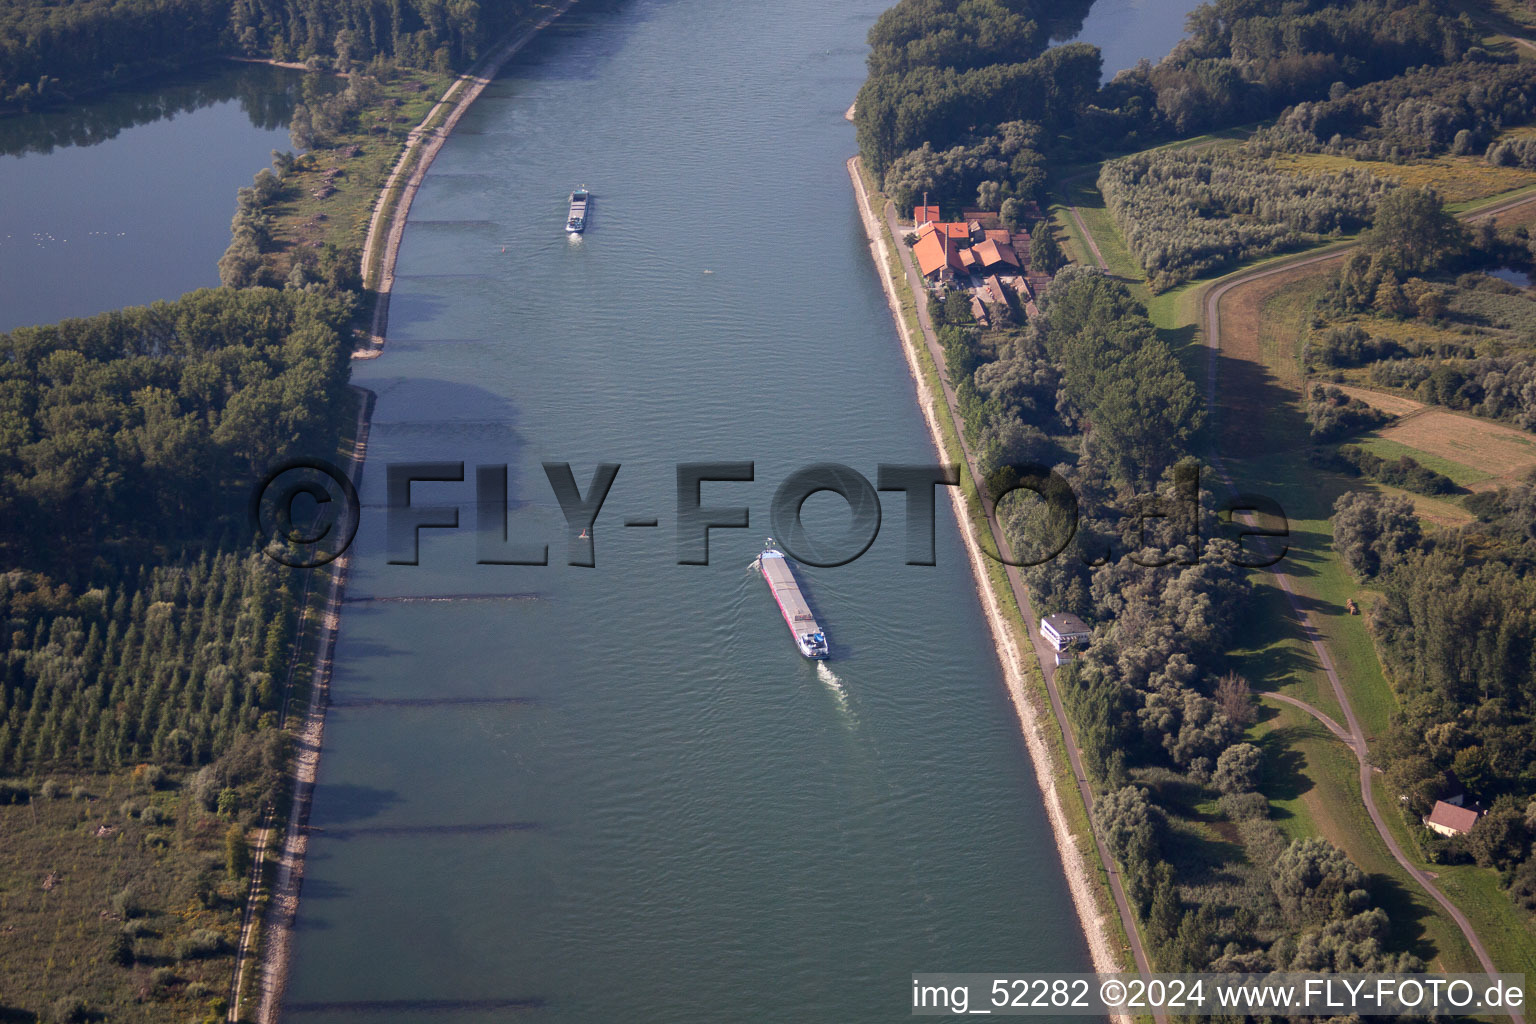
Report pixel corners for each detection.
[1252,705,1481,971]
[1355,436,1493,488]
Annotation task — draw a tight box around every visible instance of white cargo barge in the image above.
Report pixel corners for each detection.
[758,540,829,659]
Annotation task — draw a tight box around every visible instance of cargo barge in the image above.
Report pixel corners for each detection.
[565,188,590,234]
[758,540,829,659]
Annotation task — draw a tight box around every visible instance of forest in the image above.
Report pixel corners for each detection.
[0,286,353,769]
[1112,0,1476,137]
[0,287,355,579]
[0,287,350,1020]
[1337,484,1536,890]
[934,260,1405,971]
[0,0,542,110]
[1098,146,1390,290]
[1259,57,1536,163]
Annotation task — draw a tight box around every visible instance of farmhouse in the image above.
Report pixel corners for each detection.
[905,211,1040,313]
[1425,799,1481,837]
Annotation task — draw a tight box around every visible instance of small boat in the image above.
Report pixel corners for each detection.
[758,539,829,659]
[565,188,590,234]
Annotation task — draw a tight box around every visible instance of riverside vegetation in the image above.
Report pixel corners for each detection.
[857,0,1536,982]
[0,289,353,1024]
[0,0,548,111]
[0,4,561,1021]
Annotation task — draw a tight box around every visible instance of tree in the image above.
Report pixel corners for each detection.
[1467,799,1528,870]
[1214,672,1255,727]
[1030,219,1064,273]
[1362,187,1468,275]
[1000,197,1025,233]
[1332,491,1421,579]
[1270,837,1369,925]
[225,824,251,880]
[1213,743,1263,794]
[110,929,134,967]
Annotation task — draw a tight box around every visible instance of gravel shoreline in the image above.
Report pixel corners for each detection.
[845,155,1123,983]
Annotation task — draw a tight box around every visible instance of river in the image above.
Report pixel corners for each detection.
[0,63,306,333]
[0,0,1214,1017]
[279,1,1104,1021]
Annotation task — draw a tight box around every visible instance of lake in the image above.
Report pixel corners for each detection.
[0,63,306,333]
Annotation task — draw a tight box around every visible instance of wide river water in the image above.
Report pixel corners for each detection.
[281,1,1102,1020]
[0,0,1210,1017]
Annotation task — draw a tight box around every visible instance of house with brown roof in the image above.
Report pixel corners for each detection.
[1425,799,1481,837]
[913,204,940,226]
[912,228,964,280]
[972,238,1020,271]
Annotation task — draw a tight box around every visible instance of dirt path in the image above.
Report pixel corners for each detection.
[1195,193,1536,1000]
[226,563,319,1019]
[357,0,578,355]
[850,157,1158,1021]
[1067,205,1109,271]
[242,389,373,1024]
[1262,692,1351,746]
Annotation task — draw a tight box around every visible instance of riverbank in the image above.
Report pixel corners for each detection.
[358,0,579,353]
[845,156,1123,985]
[238,7,576,1016]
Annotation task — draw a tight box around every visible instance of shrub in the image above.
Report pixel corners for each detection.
[1213,743,1263,795]
[48,997,86,1024]
[111,884,144,919]
[39,778,60,799]
[176,928,226,960]
[1334,445,1457,495]
[1219,791,1271,821]
[1306,384,1392,441]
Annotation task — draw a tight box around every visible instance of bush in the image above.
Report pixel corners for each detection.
[1219,791,1271,822]
[1334,445,1457,495]
[1213,743,1263,795]
[176,928,226,960]
[70,784,88,801]
[48,997,86,1024]
[111,884,144,919]
[1306,384,1392,441]
[39,778,60,799]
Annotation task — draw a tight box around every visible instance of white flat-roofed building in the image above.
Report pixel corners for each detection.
[1040,613,1091,654]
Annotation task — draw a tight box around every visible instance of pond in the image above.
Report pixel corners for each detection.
[1488,266,1533,289]
[0,62,310,333]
